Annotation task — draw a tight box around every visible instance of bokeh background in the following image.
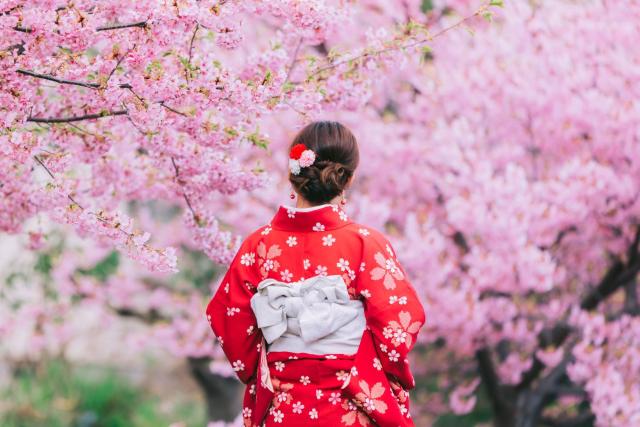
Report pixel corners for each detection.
[2,0,639,426]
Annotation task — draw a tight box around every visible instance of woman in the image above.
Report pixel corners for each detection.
[206,121,426,427]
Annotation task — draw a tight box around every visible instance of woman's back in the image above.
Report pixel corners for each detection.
[205,121,425,426]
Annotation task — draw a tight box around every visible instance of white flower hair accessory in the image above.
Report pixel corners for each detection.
[289,143,316,175]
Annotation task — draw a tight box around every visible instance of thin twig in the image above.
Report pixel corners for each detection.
[33,155,55,180]
[307,2,490,79]
[171,156,199,222]
[284,37,304,84]
[33,155,84,208]
[105,44,135,86]
[160,101,187,117]
[185,23,199,83]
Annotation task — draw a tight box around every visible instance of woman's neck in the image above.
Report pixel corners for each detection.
[295,194,342,208]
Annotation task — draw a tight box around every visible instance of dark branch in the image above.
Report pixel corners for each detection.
[114,307,163,323]
[476,348,513,420]
[27,110,127,123]
[516,323,572,391]
[581,258,640,310]
[33,155,55,179]
[159,101,187,117]
[12,25,32,33]
[17,68,132,89]
[96,21,148,31]
[540,411,595,427]
[18,68,100,88]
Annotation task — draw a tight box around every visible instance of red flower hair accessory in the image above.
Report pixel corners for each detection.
[289,143,316,175]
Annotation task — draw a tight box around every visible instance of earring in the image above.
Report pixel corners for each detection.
[290,190,295,199]
[340,193,347,206]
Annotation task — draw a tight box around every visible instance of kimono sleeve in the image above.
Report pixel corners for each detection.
[206,237,262,385]
[356,230,426,390]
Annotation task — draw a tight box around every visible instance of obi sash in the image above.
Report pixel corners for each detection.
[249,274,366,355]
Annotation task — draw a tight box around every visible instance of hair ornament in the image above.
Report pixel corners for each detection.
[289,143,316,175]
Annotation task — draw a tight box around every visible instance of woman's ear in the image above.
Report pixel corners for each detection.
[348,170,356,188]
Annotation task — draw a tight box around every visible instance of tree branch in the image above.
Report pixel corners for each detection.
[171,156,199,222]
[159,101,187,117]
[27,110,127,123]
[96,21,148,31]
[475,348,514,424]
[284,37,304,84]
[185,23,199,83]
[540,411,595,427]
[12,25,32,33]
[17,68,132,89]
[17,68,100,88]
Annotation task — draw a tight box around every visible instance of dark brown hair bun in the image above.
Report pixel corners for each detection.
[288,121,359,204]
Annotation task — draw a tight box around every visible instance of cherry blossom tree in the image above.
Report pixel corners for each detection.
[3,0,640,426]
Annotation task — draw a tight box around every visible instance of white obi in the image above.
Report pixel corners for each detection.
[249,274,366,355]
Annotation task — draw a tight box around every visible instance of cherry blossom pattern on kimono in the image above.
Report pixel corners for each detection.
[207,236,264,385]
[339,228,426,425]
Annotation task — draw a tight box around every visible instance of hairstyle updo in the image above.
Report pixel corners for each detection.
[288,121,359,205]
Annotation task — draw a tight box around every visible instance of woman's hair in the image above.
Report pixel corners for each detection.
[288,121,359,204]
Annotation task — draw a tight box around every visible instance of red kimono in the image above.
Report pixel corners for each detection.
[206,203,426,427]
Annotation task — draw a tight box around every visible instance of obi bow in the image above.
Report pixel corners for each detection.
[249,274,364,346]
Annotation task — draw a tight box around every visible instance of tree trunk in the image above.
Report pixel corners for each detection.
[188,356,244,422]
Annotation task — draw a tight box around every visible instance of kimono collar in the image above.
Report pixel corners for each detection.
[270,203,351,232]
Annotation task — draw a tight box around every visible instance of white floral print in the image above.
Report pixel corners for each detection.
[373,358,383,370]
[286,236,298,247]
[312,222,325,231]
[240,252,255,266]
[272,409,284,423]
[315,265,328,276]
[292,401,304,414]
[369,251,404,290]
[280,269,293,282]
[322,234,336,246]
[337,258,350,271]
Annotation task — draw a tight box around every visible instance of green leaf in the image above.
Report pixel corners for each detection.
[489,0,504,7]
[420,0,434,13]
[247,130,270,150]
[262,70,272,85]
[282,81,295,93]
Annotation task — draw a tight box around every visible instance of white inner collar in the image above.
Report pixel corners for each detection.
[280,203,336,212]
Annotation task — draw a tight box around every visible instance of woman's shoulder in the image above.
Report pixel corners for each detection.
[342,222,396,250]
[237,223,274,247]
